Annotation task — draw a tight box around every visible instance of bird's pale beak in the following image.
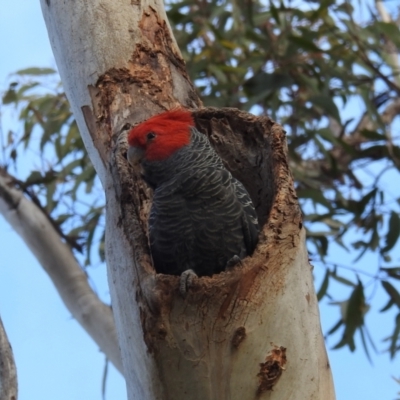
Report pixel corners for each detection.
[127,146,145,167]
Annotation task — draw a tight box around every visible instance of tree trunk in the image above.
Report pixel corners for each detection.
[0,316,18,400]
[40,0,335,399]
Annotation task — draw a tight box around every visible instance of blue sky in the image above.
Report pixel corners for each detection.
[0,1,399,400]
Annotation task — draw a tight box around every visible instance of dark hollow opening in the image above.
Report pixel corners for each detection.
[193,107,277,227]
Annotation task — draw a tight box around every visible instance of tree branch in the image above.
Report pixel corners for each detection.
[376,0,400,86]
[0,168,122,374]
[294,97,400,187]
[0,316,17,400]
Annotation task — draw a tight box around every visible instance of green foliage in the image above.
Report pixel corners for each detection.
[1,72,104,266]
[1,0,400,360]
[169,0,400,357]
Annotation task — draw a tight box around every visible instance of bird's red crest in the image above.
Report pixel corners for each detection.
[128,109,194,161]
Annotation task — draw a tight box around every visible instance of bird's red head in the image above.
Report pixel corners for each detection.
[127,109,194,161]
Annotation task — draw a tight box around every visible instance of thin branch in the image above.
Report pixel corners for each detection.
[323,261,378,279]
[376,0,400,86]
[0,168,122,374]
[10,175,84,253]
[0,316,17,400]
[293,96,400,187]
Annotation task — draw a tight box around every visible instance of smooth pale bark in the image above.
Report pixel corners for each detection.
[40,0,335,399]
[0,316,17,400]
[0,169,122,373]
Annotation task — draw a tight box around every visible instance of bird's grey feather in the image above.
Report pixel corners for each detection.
[142,127,259,277]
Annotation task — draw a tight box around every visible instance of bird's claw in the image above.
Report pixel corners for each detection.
[225,255,243,271]
[179,269,197,296]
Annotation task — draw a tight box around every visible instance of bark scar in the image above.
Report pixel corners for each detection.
[232,326,246,349]
[257,345,287,394]
[81,105,107,165]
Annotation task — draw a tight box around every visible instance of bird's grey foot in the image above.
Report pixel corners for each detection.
[179,269,198,296]
[226,255,243,271]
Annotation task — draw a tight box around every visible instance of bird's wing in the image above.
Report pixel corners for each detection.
[232,177,259,255]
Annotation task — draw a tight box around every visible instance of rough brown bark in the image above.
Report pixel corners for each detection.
[85,7,202,168]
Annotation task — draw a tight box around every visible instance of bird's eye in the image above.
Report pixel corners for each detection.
[146,132,156,141]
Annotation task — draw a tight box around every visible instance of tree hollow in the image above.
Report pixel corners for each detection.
[111,107,316,399]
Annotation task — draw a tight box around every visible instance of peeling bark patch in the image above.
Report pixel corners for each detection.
[217,280,239,319]
[232,326,246,348]
[238,266,263,300]
[257,346,287,394]
[81,105,107,165]
[129,45,175,108]
[93,7,200,152]
[305,293,310,304]
[139,7,182,65]
[126,7,200,111]
[157,323,167,340]
[95,68,137,136]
